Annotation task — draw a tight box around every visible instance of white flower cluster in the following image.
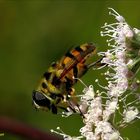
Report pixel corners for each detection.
[51,8,140,140]
[80,87,102,140]
[99,8,131,123]
[80,86,122,140]
[100,8,140,126]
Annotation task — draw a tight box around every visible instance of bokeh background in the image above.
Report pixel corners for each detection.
[0,0,140,140]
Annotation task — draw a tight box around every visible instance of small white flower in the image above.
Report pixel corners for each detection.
[123,24,134,38]
[123,106,139,123]
[80,124,93,134]
[79,85,95,113]
[82,85,95,101]
[95,121,112,135]
[133,28,140,34]
[105,132,120,140]
[106,98,118,113]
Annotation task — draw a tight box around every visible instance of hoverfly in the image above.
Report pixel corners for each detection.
[32,43,101,114]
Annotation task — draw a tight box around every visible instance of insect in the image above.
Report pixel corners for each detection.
[32,43,101,114]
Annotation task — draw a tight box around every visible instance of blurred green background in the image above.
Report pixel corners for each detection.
[0,0,140,140]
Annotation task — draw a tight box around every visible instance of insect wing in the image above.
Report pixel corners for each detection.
[59,43,96,79]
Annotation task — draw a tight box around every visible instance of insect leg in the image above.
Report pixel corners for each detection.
[68,100,85,118]
[87,56,105,69]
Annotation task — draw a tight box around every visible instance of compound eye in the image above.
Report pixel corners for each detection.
[32,90,51,110]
